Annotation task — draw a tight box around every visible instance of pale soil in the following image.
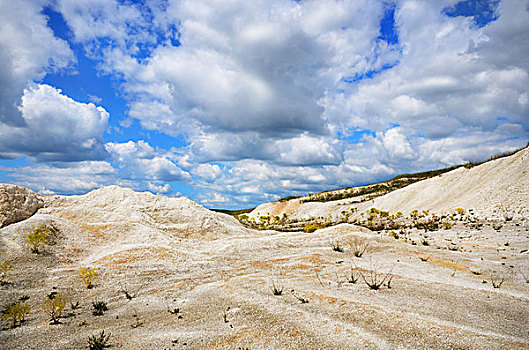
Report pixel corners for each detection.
[1,189,528,349]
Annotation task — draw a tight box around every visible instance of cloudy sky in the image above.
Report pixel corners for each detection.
[0,0,527,208]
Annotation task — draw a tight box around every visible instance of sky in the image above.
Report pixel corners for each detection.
[0,0,528,209]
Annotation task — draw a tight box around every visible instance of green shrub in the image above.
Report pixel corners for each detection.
[41,292,66,324]
[27,225,51,253]
[92,300,108,316]
[303,222,319,233]
[2,299,30,328]
[79,267,99,289]
[455,208,465,216]
[88,330,111,350]
[441,221,452,229]
[0,260,13,284]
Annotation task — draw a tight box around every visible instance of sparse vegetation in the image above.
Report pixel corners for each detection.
[346,267,360,283]
[167,307,183,319]
[27,225,51,253]
[351,237,368,257]
[119,283,139,300]
[270,276,284,296]
[88,330,111,350]
[131,315,144,328]
[490,274,505,289]
[92,300,108,316]
[442,221,452,229]
[455,208,465,216]
[359,266,393,290]
[41,292,66,324]
[2,298,31,328]
[79,267,99,289]
[291,290,309,303]
[304,222,320,233]
[331,240,344,252]
[0,259,13,284]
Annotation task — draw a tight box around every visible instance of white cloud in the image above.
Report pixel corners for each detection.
[148,182,172,194]
[0,84,109,161]
[105,140,191,182]
[0,0,74,126]
[191,163,223,183]
[380,128,415,160]
[2,0,528,208]
[5,160,116,195]
[96,0,385,149]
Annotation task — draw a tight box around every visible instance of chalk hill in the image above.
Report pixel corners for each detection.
[249,146,529,221]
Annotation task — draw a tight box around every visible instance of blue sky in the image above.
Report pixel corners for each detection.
[0,0,528,208]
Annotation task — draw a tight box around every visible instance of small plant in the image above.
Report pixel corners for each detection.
[70,301,80,310]
[270,276,284,296]
[357,262,393,290]
[455,208,465,216]
[27,225,51,254]
[419,256,430,262]
[519,268,529,283]
[351,237,368,257]
[92,300,108,316]
[79,267,99,289]
[331,240,344,253]
[447,243,460,252]
[421,239,430,246]
[346,267,360,283]
[491,275,505,289]
[0,260,13,285]
[119,284,139,300]
[131,315,144,328]
[304,222,319,233]
[42,292,66,324]
[492,222,503,231]
[88,330,111,350]
[290,290,309,303]
[441,221,452,229]
[167,308,183,319]
[2,299,31,328]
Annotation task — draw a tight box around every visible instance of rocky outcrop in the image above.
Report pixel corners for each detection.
[0,184,44,228]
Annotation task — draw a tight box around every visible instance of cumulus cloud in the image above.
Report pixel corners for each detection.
[2,0,528,208]
[105,140,191,182]
[0,0,73,126]
[3,160,116,195]
[0,84,109,161]
[93,0,384,151]
[148,182,172,194]
[335,0,529,140]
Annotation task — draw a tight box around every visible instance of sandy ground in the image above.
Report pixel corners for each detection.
[1,206,528,349]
